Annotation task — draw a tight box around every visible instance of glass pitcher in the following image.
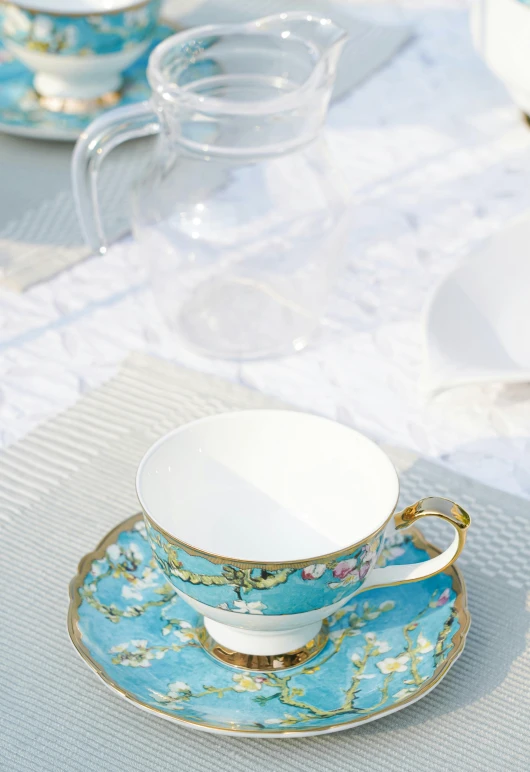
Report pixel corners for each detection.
[72,12,352,359]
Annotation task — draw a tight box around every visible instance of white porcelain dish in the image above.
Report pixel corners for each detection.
[471,0,530,116]
[423,216,530,393]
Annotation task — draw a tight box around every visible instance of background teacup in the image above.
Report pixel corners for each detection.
[136,410,470,663]
[471,0,530,116]
[1,0,161,106]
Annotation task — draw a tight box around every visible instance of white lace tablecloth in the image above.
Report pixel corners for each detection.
[2,0,530,500]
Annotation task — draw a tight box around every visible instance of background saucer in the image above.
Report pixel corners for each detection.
[0,25,174,142]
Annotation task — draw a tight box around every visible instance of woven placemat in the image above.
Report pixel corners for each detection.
[1,353,529,771]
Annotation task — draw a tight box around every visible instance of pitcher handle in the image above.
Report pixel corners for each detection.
[72,101,160,255]
[360,497,470,592]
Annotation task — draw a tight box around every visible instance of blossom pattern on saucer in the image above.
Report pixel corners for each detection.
[146,517,383,616]
[1,1,161,56]
[68,515,469,736]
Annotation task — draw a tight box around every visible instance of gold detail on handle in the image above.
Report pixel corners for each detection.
[395,497,470,530]
[198,625,329,671]
[394,496,470,565]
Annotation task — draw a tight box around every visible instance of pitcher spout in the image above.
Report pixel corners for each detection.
[144,11,348,155]
[253,11,347,52]
[252,11,348,82]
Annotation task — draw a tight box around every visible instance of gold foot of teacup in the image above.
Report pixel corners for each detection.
[199,624,328,671]
[37,91,121,115]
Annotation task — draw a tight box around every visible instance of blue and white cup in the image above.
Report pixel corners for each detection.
[136,410,470,660]
[0,0,161,102]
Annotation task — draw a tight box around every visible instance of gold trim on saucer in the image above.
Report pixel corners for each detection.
[198,625,329,672]
[67,513,471,737]
[38,90,121,114]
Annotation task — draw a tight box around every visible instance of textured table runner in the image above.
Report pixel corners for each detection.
[0,0,411,292]
[1,353,529,771]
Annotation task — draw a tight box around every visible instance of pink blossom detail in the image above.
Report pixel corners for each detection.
[435,588,451,607]
[302,564,326,580]
[333,558,358,580]
[359,561,371,581]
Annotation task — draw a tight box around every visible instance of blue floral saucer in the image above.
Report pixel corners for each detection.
[0,25,172,141]
[68,515,470,738]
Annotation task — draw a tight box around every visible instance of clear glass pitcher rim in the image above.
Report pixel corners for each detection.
[147,11,348,117]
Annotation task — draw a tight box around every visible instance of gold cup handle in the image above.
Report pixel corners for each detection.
[359,497,470,592]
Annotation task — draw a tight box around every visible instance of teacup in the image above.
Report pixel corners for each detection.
[471,0,530,116]
[1,0,161,106]
[136,410,470,665]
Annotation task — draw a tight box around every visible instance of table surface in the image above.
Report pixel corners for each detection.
[2,0,530,501]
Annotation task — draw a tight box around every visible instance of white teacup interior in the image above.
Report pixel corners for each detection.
[137,410,399,563]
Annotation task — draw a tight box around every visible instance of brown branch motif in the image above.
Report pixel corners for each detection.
[141,589,455,727]
[145,521,389,611]
[147,525,297,599]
